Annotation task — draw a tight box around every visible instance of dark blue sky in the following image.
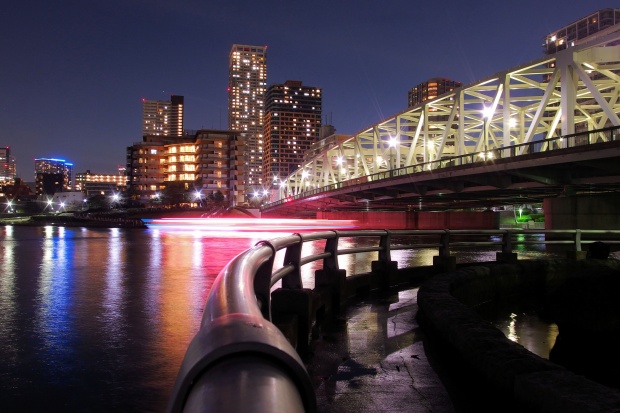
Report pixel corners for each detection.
[0,0,614,175]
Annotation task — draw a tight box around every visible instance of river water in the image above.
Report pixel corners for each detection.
[0,225,610,412]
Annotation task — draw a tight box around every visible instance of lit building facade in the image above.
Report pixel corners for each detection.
[75,170,127,196]
[264,80,322,189]
[228,44,267,191]
[0,147,16,182]
[142,95,185,137]
[195,130,245,206]
[34,158,73,195]
[126,136,172,202]
[126,130,244,205]
[408,78,461,108]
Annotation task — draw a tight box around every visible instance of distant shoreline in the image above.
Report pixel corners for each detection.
[0,208,254,229]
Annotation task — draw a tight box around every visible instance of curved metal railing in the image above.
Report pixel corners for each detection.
[167,228,620,413]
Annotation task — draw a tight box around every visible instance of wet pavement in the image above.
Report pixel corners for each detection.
[306,287,523,413]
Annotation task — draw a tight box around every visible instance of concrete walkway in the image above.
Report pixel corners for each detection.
[306,287,522,413]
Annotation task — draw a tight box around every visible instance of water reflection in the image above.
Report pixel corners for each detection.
[0,226,577,411]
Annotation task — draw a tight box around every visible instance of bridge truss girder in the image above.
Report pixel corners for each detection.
[279,29,620,202]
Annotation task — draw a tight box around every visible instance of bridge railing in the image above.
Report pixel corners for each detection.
[267,125,620,209]
[167,228,620,413]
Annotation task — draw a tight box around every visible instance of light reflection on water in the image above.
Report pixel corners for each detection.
[0,226,602,411]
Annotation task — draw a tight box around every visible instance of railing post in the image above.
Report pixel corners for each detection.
[433,230,456,272]
[496,230,518,263]
[282,234,303,289]
[272,234,317,354]
[566,229,587,260]
[371,230,398,291]
[316,231,347,312]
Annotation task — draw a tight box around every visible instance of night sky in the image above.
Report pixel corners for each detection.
[0,0,615,175]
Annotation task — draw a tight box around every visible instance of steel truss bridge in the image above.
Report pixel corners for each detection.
[262,27,620,215]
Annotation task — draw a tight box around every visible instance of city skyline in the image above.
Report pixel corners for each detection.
[0,1,615,175]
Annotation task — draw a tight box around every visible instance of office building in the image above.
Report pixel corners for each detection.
[408,78,461,108]
[228,44,267,190]
[142,95,185,137]
[34,158,73,195]
[264,80,322,189]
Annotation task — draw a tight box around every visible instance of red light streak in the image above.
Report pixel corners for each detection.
[145,217,358,232]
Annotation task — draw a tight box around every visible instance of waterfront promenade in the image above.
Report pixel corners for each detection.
[307,287,520,413]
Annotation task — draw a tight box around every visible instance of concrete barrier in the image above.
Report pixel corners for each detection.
[417,260,620,412]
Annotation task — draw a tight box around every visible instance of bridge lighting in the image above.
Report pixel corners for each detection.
[482,106,493,155]
[301,170,309,179]
[509,118,517,128]
[336,156,343,165]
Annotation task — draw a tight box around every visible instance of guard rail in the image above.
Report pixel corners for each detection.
[167,228,620,413]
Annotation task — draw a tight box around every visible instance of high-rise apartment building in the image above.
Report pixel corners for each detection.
[264,80,322,188]
[142,95,184,137]
[228,44,267,191]
[0,147,16,182]
[34,158,73,195]
[408,78,461,108]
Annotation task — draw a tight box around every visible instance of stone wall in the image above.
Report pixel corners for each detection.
[417,260,620,412]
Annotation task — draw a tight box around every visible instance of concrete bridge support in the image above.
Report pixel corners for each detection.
[544,195,620,230]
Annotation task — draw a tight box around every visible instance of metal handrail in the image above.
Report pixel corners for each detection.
[167,228,620,413]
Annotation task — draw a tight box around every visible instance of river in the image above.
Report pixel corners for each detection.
[0,225,609,412]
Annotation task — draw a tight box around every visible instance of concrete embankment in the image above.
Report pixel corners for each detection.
[417,260,620,412]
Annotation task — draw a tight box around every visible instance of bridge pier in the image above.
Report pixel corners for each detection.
[544,195,620,230]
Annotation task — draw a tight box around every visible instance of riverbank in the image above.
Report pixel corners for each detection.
[0,213,147,228]
[0,207,258,229]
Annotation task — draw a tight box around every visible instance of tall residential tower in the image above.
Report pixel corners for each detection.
[142,95,184,137]
[228,44,267,193]
[264,80,322,189]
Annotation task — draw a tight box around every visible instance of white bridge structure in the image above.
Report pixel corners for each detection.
[270,26,620,210]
